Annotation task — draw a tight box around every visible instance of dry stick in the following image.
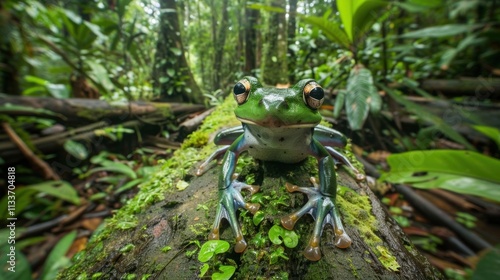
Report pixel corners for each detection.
[1,122,60,180]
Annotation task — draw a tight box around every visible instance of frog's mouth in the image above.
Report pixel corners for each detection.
[237,116,319,128]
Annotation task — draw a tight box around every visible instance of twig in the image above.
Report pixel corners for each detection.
[1,122,60,180]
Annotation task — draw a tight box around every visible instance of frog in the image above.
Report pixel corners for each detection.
[196,76,364,261]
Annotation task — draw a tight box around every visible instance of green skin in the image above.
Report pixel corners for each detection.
[197,77,363,261]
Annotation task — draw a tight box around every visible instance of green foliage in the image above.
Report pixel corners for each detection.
[334,66,381,130]
[40,231,77,280]
[197,240,236,280]
[472,245,500,280]
[380,150,500,202]
[268,225,299,249]
[336,0,388,44]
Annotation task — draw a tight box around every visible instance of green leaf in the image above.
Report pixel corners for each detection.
[380,150,500,202]
[472,245,500,280]
[86,60,115,92]
[88,161,137,179]
[0,246,32,280]
[268,225,299,248]
[252,210,265,226]
[333,90,346,118]
[199,263,209,278]
[63,140,88,160]
[26,181,81,205]
[345,66,377,130]
[401,24,481,38]
[41,231,77,280]
[381,85,475,150]
[472,125,500,148]
[115,178,147,194]
[198,240,230,263]
[337,0,388,43]
[298,15,350,49]
[212,265,236,280]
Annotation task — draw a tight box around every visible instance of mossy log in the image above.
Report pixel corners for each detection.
[59,98,443,280]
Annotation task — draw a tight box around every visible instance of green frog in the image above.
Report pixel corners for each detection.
[197,77,364,261]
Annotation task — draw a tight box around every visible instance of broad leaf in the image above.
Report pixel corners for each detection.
[212,265,236,280]
[198,240,230,262]
[380,150,500,202]
[472,245,500,280]
[345,65,377,130]
[88,160,137,179]
[337,0,388,43]
[298,15,350,49]
[402,24,481,38]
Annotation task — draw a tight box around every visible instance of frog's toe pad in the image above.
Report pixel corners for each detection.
[234,238,247,253]
[208,229,219,240]
[245,202,260,214]
[335,230,352,248]
[303,245,321,262]
[355,173,365,182]
[281,215,298,230]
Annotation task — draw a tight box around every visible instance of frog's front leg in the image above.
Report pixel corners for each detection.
[281,140,352,261]
[209,135,260,253]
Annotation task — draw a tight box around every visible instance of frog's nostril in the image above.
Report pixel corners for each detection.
[278,100,289,110]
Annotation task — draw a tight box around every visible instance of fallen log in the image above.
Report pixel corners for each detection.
[59,98,443,279]
[0,96,204,125]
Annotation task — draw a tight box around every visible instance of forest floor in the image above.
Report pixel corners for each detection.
[3,102,500,280]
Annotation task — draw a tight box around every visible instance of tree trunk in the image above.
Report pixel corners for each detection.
[213,0,229,90]
[59,98,443,280]
[261,0,289,85]
[244,2,259,75]
[287,0,298,83]
[152,0,203,103]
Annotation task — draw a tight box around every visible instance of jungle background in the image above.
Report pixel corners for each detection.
[1,0,500,279]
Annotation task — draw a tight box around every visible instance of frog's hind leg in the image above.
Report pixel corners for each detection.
[281,177,352,261]
[209,180,260,253]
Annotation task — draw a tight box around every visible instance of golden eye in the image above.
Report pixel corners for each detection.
[303,81,324,109]
[233,79,251,104]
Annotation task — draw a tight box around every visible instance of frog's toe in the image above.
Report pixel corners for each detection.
[334,229,352,248]
[245,202,260,214]
[234,236,247,253]
[304,238,321,262]
[281,214,298,230]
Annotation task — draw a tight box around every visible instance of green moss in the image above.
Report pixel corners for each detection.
[337,187,400,272]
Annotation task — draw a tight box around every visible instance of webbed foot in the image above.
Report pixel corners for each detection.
[281,177,352,261]
[209,180,260,253]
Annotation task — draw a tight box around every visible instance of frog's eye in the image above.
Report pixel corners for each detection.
[303,81,324,109]
[233,79,251,104]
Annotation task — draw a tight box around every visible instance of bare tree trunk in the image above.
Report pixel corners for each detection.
[152,0,203,103]
[261,0,289,85]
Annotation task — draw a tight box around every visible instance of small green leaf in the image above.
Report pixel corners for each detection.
[212,265,236,280]
[252,210,265,226]
[64,140,88,160]
[88,161,137,179]
[199,263,209,278]
[26,180,81,205]
[333,90,346,118]
[198,240,230,263]
[268,225,299,248]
